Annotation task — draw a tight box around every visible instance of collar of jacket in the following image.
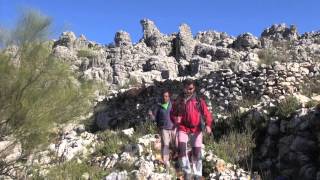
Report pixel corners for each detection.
[157,101,172,108]
[183,93,197,102]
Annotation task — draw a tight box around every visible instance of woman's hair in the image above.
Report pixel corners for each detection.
[161,89,171,96]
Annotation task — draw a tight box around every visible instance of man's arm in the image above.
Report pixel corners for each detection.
[148,105,158,121]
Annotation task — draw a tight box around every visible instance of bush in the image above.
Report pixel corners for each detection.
[257,48,289,65]
[300,76,320,97]
[213,109,248,140]
[204,127,255,170]
[77,49,97,59]
[44,160,106,180]
[0,10,95,155]
[206,106,256,171]
[119,76,141,89]
[95,130,134,156]
[257,41,294,65]
[134,119,158,136]
[276,96,300,118]
[305,100,318,108]
[257,48,279,65]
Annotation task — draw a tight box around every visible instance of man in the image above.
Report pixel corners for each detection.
[149,89,177,172]
[171,79,213,180]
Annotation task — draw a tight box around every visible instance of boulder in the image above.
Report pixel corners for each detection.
[0,140,22,163]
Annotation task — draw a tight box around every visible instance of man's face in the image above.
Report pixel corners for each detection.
[162,92,170,103]
[184,84,195,97]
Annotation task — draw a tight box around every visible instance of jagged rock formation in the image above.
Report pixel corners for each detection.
[51,20,320,94]
[261,24,299,47]
[176,23,195,61]
[232,32,260,50]
[114,31,132,48]
[2,19,320,179]
[195,30,234,47]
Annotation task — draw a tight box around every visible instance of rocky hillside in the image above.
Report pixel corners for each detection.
[1,19,320,180]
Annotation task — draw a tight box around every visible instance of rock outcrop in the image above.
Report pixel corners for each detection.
[48,21,320,95]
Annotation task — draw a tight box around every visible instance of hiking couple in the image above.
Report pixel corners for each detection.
[149,79,213,180]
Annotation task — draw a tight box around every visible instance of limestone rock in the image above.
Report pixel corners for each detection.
[176,24,195,61]
[195,30,234,47]
[261,24,299,47]
[233,33,260,50]
[142,56,178,79]
[54,31,77,48]
[104,171,128,180]
[0,140,22,163]
[115,31,132,47]
[140,19,164,49]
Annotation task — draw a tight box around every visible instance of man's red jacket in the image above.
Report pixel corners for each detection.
[171,93,213,133]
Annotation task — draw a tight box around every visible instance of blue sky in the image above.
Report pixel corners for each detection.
[1,0,319,45]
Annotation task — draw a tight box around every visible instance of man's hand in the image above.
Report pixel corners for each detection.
[148,110,155,120]
[175,116,182,124]
[205,126,212,134]
[148,110,153,116]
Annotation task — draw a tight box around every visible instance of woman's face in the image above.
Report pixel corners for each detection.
[162,92,170,103]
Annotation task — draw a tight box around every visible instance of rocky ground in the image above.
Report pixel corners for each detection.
[1,19,320,179]
[0,123,253,179]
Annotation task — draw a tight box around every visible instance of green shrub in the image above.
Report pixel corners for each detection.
[213,108,248,140]
[114,162,135,172]
[300,76,320,97]
[119,76,141,89]
[45,160,106,180]
[134,120,158,136]
[305,100,318,109]
[0,10,95,156]
[77,49,97,59]
[204,127,255,169]
[205,108,255,171]
[257,48,279,65]
[258,41,294,65]
[238,97,259,108]
[95,130,134,156]
[276,96,300,118]
[257,48,289,65]
[202,157,215,177]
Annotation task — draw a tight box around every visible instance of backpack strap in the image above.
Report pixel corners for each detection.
[196,95,204,116]
[196,95,207,131]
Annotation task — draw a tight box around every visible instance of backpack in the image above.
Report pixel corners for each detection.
[195,96,206,131]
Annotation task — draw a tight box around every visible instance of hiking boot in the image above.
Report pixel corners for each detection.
[184,173,192,180]
[172,151,179,161]
[164,162,170,174]
[174,160,180,169]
